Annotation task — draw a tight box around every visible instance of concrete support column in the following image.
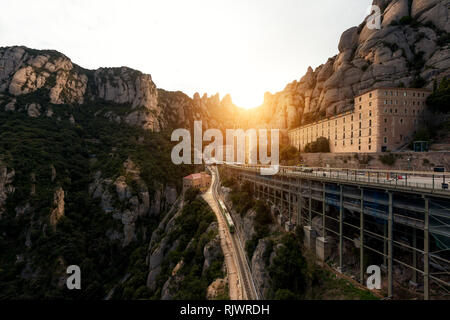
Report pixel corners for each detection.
[308,180,312,225]
[424,197,430,300]
[339,185,343,272]
[316,236,330,264]
[388,192,394,299]
[289,190,292,224]
[360,188,364,285]
[304,225,317,251]
[299,179,302,226]
[322,183,326,238]
[412,228,417,284]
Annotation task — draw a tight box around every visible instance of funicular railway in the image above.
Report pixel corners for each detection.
[222,164,450,300]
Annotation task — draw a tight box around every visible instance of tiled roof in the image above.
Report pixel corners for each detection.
[184,172,210,180]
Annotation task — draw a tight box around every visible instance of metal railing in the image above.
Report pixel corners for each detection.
[224,164,450,195]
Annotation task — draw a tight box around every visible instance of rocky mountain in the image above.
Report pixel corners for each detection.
[241,0,450,130]
[0,46,239,133]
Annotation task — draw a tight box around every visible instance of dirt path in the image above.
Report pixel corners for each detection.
[203,173,243,300]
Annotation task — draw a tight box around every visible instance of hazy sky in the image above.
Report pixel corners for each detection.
[1,0,373,108]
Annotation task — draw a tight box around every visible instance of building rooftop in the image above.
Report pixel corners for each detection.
[355,86,432,99]
[184,172,210,180]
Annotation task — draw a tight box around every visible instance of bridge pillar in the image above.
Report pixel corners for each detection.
[412,228,417,285]
[308,180,312,225]
[304,225,317,252]
[322,183,326,238]
[289,189,292,224]
[339,185,343,272]
[388,192,394,299]
[424,197,430,300]
[316,236,330,264]
[360,188,364,285]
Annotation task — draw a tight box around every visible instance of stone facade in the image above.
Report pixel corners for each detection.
[183,172,212,192]
[288,87,431,153]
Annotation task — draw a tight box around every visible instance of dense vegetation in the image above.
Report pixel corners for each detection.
[0,90,194,299]
[427,77,450,114]
[149,192,225,300]
[304,137,330,153]
[280,145,300,165]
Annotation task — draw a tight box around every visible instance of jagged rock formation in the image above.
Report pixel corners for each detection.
[0,46,238,131]
[49,187,65,227]
[245,0,450,130]
[146,200,224,299]
[89,158,176,246]
[0,165,15,216]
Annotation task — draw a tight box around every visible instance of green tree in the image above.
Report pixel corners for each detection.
[427,77,450,113]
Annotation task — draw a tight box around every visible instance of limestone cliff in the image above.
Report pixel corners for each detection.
[0,46,237,132]
[243,0,450,130]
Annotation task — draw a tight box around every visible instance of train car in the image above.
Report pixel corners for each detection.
[218,199,235,233]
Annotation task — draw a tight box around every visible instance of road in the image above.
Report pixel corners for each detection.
[227,164,450,193]
[203,166,259,300]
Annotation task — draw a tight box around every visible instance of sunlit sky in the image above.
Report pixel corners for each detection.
[1,0,373,108]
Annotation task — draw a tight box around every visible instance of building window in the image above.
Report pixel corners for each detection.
[400,118,403,124]
[369,120,372,127]
[359,146,361,151]
[351,115,354,121]
[359,139,361,145]
[384,128,387,132]
[404,92,407,97]
[351,139,353,145]
[359,97,362,102]
[359,131,362,137]
[369,128,372,136]
[369,138,372,143]
[384,137,387,143]
[359,122,361,129]
[369,93,372,98]
[369,102,372,107]
[394,109,398,114]
[384,118,387,123]
[369,145,371,150]
[369,111,372,117]
[359,113,362,120]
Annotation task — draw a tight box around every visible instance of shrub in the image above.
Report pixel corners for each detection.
[304,137,330,153]
[399,16,414,25]
[184,187,200,203]
[379,153,397,166]
[427,77,450,113]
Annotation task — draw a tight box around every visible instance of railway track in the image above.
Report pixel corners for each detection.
[210,166,260,300]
